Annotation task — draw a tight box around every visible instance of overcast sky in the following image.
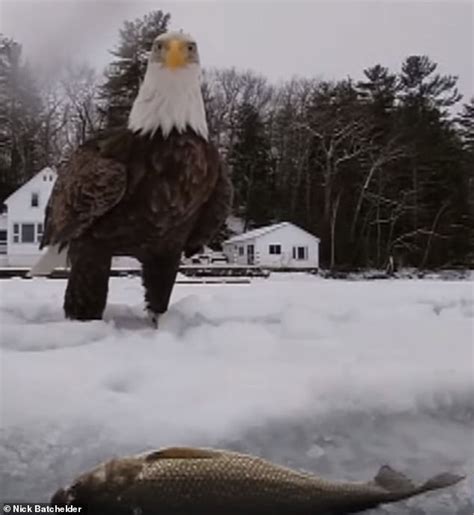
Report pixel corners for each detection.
[1,0,473,98]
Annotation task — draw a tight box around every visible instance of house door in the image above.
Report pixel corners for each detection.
[247,244,254,265]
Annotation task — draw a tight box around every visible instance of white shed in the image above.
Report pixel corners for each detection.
[223,222,320,269]
[4,167,57,267]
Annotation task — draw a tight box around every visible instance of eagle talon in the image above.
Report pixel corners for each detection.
[147,310,160,328]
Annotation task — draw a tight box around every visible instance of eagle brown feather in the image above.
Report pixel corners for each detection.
[41,127,232,320]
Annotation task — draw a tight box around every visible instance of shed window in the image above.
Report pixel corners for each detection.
[269,244,281,255]
[292,246,308,260]
[31,192,39,207]
[238,246,244,256]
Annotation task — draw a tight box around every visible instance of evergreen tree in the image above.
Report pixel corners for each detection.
[456,98,474,263]
[393,55,466,266]
[99,10,170,127]
[228,102,274,229]
[457,98,474,154]
[399,55,461,113]
[354,66,405,267]
[304,80,370,268]
[270,79,314,225]
[358,65,399,137]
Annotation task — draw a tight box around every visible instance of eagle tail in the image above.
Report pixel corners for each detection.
[29,245,69,277]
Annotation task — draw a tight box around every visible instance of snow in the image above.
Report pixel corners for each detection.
[0,275,473,513]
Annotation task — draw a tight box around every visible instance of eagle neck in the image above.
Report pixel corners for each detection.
[128,63,208,141]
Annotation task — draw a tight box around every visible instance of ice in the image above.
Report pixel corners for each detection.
[0,275,473,513]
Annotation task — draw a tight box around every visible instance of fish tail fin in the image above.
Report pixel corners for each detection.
[29,244,69,277]
[418,471,466,493]
[373,464,465,497]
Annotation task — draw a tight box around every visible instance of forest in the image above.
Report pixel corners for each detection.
[1,10,472,269]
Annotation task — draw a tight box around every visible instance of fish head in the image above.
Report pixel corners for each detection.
[50,462,109,508]
[50,457,144,508]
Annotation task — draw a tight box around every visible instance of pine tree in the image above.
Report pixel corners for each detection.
[228,102,274,229]
[358,65,399,138]
[354,66,406,267]
[393,55,466,266]
[457,98,474,154]
[399,55,461,113]
[99,10,170,128]
[456,98,474,263]
[304,80,371,268]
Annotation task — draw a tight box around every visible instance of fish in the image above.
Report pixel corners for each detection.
[51,446,465,515]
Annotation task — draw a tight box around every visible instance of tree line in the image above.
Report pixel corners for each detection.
[0,10,472,269]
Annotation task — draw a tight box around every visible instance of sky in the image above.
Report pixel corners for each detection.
[1,0,473,99]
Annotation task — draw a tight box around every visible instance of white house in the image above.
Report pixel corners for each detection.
[223,222,320,269]
[4,167,57,267]
[1,167,137,270]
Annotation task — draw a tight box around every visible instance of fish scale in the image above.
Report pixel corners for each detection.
[51,447,464,514]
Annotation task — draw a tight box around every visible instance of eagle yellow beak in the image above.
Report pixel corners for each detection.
[164,39,188,69]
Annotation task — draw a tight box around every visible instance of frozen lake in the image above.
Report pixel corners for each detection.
[0,275,473,513]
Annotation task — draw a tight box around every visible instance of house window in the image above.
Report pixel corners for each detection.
[13,223,19,243]
[13,223,43,243]
[21,223,35,243]
[31,192,39,207]
[269,244,281,255]
[0,230,6,254]
[238,246,244,256]
[43,175,47,181]
[292,246,308,260]
[37,223,44,243]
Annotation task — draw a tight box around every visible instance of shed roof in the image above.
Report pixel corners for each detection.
[224,222,320,244]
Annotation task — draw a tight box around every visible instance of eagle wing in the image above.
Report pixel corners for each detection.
[41,135,129,249]
[184,147,233,256]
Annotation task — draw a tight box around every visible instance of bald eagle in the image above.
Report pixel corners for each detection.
[31,32,233,323]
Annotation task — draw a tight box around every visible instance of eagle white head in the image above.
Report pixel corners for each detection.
[128,31,208,140]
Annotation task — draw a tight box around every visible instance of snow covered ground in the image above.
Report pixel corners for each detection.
[0,274,473,513]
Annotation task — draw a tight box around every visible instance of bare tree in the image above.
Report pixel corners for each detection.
[350,137,408,242]
[37,62,101,165]
[60,63,101,153]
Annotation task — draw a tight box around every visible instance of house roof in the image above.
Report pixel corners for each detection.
[224,222,320,244]
[4,167,56,205]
